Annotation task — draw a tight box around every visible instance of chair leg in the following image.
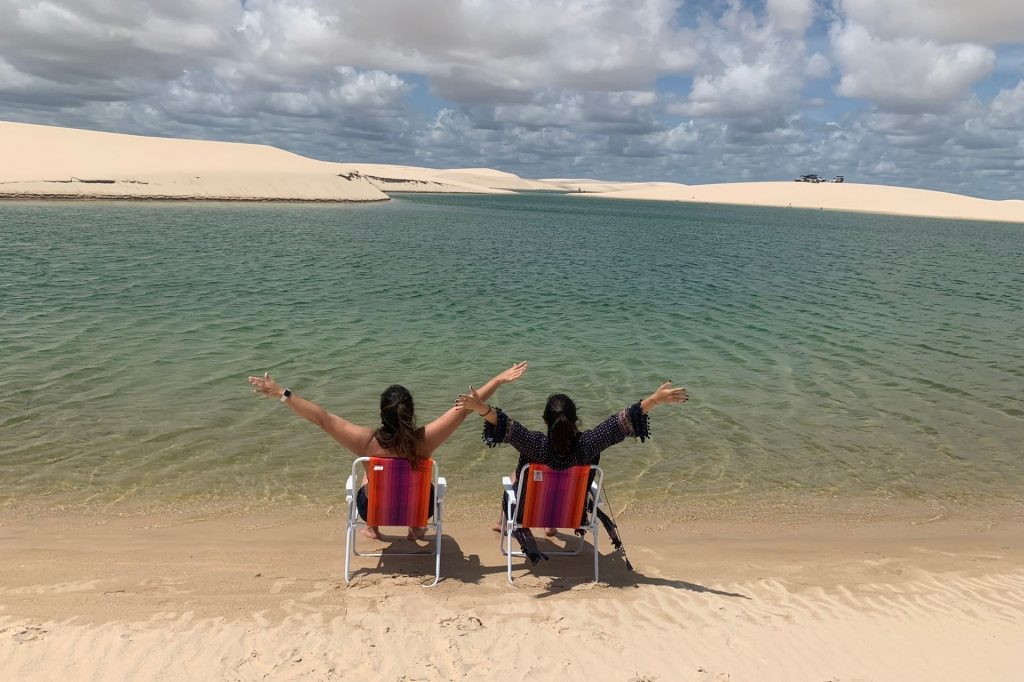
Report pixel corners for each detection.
[424,521,441,588]
[507,522,514,585]
[498,511,506,555]
[592,523,600,583]
[344,522,353,584]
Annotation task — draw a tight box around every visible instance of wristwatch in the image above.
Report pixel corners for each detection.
[280,388,293,402]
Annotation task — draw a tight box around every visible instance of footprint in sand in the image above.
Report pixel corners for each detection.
[438,614,483,634]
[12,625,47,643]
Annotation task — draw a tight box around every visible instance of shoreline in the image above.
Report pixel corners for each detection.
[4,489,1022,525]
[2,508,1022,680]
[0,194,391,203]
[576,181,1024,225]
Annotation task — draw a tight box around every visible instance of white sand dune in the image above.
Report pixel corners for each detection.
[434,168,560,191]
[341,163,514,194]
[2,510,1023,681]
[540,178,675,193]
[579,180,1024,223]
[0,122,516,201]
[0,121,389,202]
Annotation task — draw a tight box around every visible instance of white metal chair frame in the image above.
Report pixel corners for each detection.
[500,464,605,584]
[344,457,446,588]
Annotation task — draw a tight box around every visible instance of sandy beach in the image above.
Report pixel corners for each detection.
[2,504,1022,681]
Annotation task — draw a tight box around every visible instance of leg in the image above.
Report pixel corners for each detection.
[495,487,510,532]
[494,474,515,531]
[356,486,382,539]
[407,485,436,541]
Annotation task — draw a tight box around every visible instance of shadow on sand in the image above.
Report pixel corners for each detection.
[345,531,750,600]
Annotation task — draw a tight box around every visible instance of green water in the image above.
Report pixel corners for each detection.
[1,195,1022,514]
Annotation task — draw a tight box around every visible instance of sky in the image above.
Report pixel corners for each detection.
[1,0,1022,199]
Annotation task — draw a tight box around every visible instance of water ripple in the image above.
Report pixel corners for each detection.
[1,197,1022,510]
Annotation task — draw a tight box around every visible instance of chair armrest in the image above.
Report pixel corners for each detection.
[436,477,447,502]
[345,475,355,502]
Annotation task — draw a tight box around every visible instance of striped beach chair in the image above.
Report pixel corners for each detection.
[500,463,605,583]
[344,456,446,587]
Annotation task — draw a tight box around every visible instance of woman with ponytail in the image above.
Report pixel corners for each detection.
[456,381,688,542]
[248,362,527,539]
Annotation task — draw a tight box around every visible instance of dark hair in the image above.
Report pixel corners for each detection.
[374,385,426,468]
[543,393,580,458]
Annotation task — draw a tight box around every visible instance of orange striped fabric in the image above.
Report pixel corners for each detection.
[364,457,433,527]
[519,464,591,529]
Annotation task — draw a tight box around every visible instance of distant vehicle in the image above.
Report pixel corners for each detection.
[795,174,824,183]
[830,176,845,183]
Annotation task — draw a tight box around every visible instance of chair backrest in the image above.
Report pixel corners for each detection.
[363,457,434,527]
[518,464,593,529]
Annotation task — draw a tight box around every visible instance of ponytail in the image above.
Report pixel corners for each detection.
[375,385,426,468]
[543,394,580,458]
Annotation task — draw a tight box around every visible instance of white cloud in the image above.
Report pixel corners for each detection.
[685,60,800,117]
[839,0,1024,45]
[766,0,815,35]
[805,52,830,79]
[990,80,1024,129]
[0,58,34,88]
[239,0,697,99]
[831,23,995,113]
[670,3,815,125]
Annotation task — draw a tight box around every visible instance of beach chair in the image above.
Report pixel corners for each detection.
[500,464,604,584]
[344,457,446,587]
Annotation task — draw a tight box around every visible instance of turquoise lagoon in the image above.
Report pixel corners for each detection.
[1,194,1022,515]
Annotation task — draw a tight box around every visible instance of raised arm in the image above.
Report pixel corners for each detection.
[248,372,375,456]
[422,362,528,454]
[640,381,689,413]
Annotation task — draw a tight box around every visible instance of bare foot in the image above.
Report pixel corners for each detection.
[544,528,557,537]
[492,522,503,533]
[407,526,427,541]
[360,526,382,540]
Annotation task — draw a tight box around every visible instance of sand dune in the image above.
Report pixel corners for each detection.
[4,121,1022,222]
[434,168,560,191]
[1,510,1022,681]
[0,122,516,201]
[340,163,514,194]
[542,178,681,193]
[0,121,390,202]
[579,180,1024,223]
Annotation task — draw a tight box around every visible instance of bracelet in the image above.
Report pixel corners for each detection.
[481,405,493,417]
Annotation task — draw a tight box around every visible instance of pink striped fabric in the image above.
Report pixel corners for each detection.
[519,464,591,529]
[364,457,433,527]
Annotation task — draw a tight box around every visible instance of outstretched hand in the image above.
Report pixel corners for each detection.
[455,386,487,414]
[248,372,284,399]
[498,361,528,384]
[651,381,689,406]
